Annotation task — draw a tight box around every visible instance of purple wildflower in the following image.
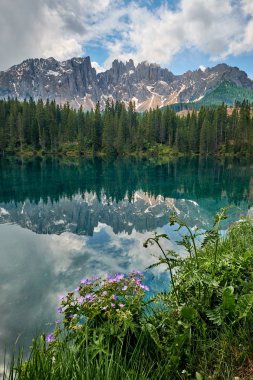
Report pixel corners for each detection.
[77,296,85,304]
[115,273,124,282]
[56,306,63,314]
[119,303,125,307]
[74,287,80,292]
[80,278,91,285]
[122,285,128,291]
[102,291,107,296]
[85,293,95,302]
[46,333,55,343]
[140,284,150,291]
[111,303,116,308]
[107,275,115,283]
[112,294,117,300]
[132,277,141,285]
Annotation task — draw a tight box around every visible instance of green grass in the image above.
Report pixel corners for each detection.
[4,334,166,380]
[4,211,253,379]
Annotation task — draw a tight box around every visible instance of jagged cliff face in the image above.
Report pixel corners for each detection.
[0,56,100,108]
[0,57,252,110]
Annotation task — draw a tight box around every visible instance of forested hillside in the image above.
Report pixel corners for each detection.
[0,98,252,156]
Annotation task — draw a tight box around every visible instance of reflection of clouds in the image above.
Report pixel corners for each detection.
[0,220,174,368]
[0,225,59,367]
[49,233,83,274]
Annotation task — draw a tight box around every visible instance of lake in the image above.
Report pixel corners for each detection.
[1,156,253,374]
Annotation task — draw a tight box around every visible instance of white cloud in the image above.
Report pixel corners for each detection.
[104,0,244,65]
[91,61,106,73]
[1,0,253,71]
[0,0,121,70]
[241,0,253,15]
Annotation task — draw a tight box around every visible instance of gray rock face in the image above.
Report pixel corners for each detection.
[0,57,252,110]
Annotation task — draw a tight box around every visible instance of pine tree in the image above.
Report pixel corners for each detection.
[93,102,102,152]
[102,99,116,155]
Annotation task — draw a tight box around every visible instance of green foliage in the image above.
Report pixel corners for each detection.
[143,211,253,378]
[56,272,149,345]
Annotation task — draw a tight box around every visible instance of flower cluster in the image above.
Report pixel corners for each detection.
[45,271,150,343]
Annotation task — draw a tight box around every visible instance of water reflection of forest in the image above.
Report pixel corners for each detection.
[0,156,253,205]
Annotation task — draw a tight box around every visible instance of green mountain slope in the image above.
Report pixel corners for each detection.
[196,81,253,106]
[168,81,253,111]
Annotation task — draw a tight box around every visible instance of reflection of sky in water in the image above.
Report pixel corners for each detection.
[0,221,175,373]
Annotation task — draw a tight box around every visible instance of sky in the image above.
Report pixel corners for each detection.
[1,0,253,77]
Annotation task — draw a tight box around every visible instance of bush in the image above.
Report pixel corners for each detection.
[143,209,253,378]
[48,271,150,348]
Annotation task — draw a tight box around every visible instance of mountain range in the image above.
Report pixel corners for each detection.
[0,56,253,111]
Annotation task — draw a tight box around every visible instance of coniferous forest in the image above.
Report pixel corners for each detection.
[0,97,253,156]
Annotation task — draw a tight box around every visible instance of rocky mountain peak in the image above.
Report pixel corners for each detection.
[0,57,252,110]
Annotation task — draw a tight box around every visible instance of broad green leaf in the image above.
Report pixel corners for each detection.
[145,323,161,348]
[196,372,203,380]
[180,306,198,322]
[222,286,235,312]
[237,293,253,319]
[206,308,223,325]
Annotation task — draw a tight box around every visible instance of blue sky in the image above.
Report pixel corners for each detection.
[1,0,253,77]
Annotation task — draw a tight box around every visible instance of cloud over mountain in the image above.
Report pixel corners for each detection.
[1,0,253,71]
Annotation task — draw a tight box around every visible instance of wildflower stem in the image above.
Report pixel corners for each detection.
[149,237,179,305]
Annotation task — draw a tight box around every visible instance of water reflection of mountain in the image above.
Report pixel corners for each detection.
[0,192,199,235]
[0,156,252,235]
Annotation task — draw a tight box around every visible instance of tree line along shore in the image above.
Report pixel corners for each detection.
[0,98,252,157]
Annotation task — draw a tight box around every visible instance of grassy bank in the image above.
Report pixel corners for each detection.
[1,143,181,159]
[4,210,253,379]
[2,142,252,160]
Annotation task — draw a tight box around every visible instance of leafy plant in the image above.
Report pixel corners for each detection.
[45,271,152,354]
[144,209,253,378]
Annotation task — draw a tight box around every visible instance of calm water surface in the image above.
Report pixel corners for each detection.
[1,156,253,372]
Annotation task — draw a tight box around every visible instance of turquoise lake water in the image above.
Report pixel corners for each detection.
[1,156,253,372]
